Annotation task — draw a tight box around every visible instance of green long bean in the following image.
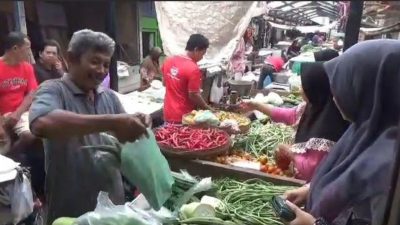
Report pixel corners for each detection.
[234,122,294,159]
[215,178,296,225]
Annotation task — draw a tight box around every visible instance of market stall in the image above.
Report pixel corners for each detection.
[53,170,299,225]
[114,80,165,126]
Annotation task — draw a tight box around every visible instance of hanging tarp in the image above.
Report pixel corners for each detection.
[155,1,268,63]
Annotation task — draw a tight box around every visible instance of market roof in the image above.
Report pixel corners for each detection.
[266,1,340,26]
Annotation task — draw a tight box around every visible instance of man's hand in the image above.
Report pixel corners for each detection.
[3,112,21,129]
[283,185,310,207]
[133,113,152,128]
[284,200,316,225]
[112,114,150,143]
[55,58,63,71]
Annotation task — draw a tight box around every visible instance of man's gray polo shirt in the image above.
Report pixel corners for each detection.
[29,76,125,225]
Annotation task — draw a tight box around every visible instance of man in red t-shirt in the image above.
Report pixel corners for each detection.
[257,55,285,90]
[161,34,214,123]
[0,32,38,156]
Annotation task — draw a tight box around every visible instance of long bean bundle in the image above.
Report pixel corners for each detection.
[215,178,295,225]
[234,122,294,158]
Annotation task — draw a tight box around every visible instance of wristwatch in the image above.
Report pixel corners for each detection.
[314,217,329,225]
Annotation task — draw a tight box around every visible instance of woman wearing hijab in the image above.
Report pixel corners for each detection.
[241,50,348,181]
[283,39,400,225]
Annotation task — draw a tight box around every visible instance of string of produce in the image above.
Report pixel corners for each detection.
[155,124,229,151]
[215,178,295,225]
[233,121,294,159]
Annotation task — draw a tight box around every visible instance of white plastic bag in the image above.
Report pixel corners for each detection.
[76,192,163,225]
[11,171,34,224]
[194,111,220,126]
[288,75,302,93]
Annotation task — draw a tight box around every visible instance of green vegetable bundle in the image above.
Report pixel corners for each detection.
[215,178,295,225]
[282,94,303,106]
[233,121,294,159]
[164,171,217,212]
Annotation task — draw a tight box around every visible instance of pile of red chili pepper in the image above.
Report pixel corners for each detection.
[155,124,229,151]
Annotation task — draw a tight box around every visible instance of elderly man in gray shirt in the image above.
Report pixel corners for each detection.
[29,29,151,225]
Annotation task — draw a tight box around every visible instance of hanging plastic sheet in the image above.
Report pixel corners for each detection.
[155,1,268,63]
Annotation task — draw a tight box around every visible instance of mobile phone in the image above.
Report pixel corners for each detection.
[271,196,296,222]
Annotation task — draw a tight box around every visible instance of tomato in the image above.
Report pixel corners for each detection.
[258,156,268,165]
[275,168,282,174]
[267,165,276,174]
[260,165,268,173]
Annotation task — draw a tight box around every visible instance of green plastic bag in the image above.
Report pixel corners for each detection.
[120,129,174,211]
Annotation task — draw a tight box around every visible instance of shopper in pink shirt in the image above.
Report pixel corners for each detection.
[230,26,254,80]
[240,60,349,182]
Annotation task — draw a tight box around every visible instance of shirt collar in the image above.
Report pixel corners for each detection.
[62,74,105,95]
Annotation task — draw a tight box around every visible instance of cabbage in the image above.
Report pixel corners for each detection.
[180,202,216,219]
[200,196,223,209]
[52,217,76,225]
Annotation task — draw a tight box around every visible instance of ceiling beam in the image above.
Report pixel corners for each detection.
[316,1,338,11]
[318,5,339,15]
[273,9,312,24]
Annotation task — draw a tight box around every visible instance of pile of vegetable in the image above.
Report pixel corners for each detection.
[182,110,250,127]
[164,171,217,212]
[234,121,294,159]
[155,124,229,151]
[215,178,295,225]
[282,94,303,105]
[213,150,256,165]
[165,172,296,225]
[213,151,292,177]
[214,111,251,127]
[164,171,238,225]
[182,110,220,126]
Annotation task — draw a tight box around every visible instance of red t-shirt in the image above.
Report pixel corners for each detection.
[0,59,38,115]
[162,55,202,123]
[265,56,285,72]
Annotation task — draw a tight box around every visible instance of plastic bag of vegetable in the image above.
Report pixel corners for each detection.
[120,128,174,211]
[76,192,162,225]
[194,110,220,126]
[265,92,284,106]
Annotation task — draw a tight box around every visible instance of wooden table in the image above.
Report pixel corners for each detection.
[167,157,305,186]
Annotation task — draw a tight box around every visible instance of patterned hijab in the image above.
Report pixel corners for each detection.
[307,40,400,224]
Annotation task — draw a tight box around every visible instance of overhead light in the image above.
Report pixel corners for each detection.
[281,6,293,11]
[267,1,285,9]
[293,1,312,8]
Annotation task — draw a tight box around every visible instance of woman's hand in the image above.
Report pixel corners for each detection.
[283,185,309,207]
[284,200,316,225]
[275,144,294,171]
[239,101,259,112]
